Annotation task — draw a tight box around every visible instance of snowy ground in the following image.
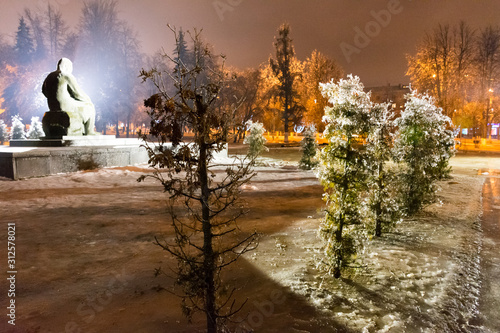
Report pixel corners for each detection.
[0,147,497,333]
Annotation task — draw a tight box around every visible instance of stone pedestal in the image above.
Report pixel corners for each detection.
[9,135,142,147]
[2,135,149,179]
[0,144,149,180]
[42,111,70,138]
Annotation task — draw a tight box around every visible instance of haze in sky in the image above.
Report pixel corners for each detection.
[1,0,500,86]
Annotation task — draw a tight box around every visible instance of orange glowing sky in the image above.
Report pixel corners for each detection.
[1,0,500,86]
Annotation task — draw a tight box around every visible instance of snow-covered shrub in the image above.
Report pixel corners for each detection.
[10,115,26,140]
[366,103,401,236]
[316,75,372,278]
[0,120,8,144]
[393,90,455,215]
[243,120,268,159]
[299,125,318,170]
[26,116,45,139]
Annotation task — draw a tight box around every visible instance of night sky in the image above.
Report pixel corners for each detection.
[1,0,500,86]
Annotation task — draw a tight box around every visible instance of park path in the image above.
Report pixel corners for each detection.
[475,171,500,332]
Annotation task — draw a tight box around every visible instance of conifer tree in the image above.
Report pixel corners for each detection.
[26,116,45,139]
[393,91,455,215]
[366,103,400,237]
[298,125,318,170]
[269,23,303,143]
[10,115,26,140]
[139,27,257,333]
[0,120,8,145]
[243,120,268,159]
[317,75,372,278]
[174,28,190,67]
[15,17,35,65]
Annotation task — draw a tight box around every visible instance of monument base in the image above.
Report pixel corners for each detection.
[0,141,229,180]
[0,143,148,180]
[9,135,143,147]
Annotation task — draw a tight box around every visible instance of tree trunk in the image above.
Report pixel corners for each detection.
[375,163,383,237]
[283,105,289,144]
[199,141,217,333]
[126,113,130,138]
[334,213,344,279]
[115,120,120,138]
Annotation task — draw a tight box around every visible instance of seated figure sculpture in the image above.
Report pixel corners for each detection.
[42,58,96,136]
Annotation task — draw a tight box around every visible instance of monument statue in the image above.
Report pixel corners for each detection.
[42,58,96,137]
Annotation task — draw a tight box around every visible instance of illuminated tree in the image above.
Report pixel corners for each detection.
[302,50,343,132]
[1,5,75,123]
[0,120,8,144]
[219,68,265,143]
[407,22,476,118]
[454,101,484,138]
[139,27,257,333]
[2,70,45,121]
[26,116,44,139]
[259,64,283,134]
[406,21,500,137]
[243,120,268,159]
[10,115,26,140]
[298,125,318,170]
[78,0,143,134]
[366,103,400,237]
[393,91,455,215]
[475,25,500,138]
[317,75,372,278]
[269,23,304,143]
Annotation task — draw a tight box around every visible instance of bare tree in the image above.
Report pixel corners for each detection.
[139,27,257,333]
[475,25,500,138]
[24,8,46,61]
[407,22,477,118]
[219,68,265,143]
[44,4,71,61]
[77,0,143,134]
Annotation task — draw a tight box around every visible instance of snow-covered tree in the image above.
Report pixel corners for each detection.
[243,120,268,159]
[393,90,455,215]
[316,75,372,278]
[0,120,8,144]
[298,125,318,170]
[366,103,401,237]
[10,115,26,140]
[26,116,44,139]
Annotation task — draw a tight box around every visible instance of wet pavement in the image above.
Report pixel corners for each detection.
[475,171,500,332]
